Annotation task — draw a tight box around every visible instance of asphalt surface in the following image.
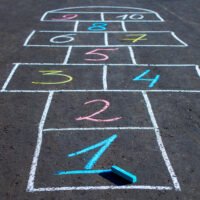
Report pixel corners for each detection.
[0,0,200,199]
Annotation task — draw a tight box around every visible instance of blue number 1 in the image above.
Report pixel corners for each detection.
[56,134,117,175]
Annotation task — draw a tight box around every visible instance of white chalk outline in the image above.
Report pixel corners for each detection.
[27,91,54,192]
[104,32,109,46]
[63,46,72,64]
[128,46,137,64]
[2,63,200,92]
[23,30,188,47]
[142,91,181,191]
[121,21,127,32]
[73,21,79,32]
[103,65,107,90]
[40,6,165,22]
[43,127,155,132]
[30,185,172,192]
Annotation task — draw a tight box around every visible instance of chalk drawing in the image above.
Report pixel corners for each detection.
[55,134,117,175]
[70,134,117,169]
[133,70,160,88]
[116,14,144,20]
[32,70,73,85]
[75,99,122,122]
[52,14,78,20]
[85,48,119,61]
[122,34,147,43]
[88,22,108,31]
[5,5,194,192]
[50,34,76,43]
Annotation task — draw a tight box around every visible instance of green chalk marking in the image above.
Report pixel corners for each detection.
[111,165,137,183]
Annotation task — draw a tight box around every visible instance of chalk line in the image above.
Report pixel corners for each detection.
[104,32,109,46]
[30,185,172,192]
[1,63,19,91]
[23,30,36,46]
[121,21,127,32]
[128,46,137,64]
[103,65,107,90]
[43,127,155,132]
[73,21,79,32]
[63,46,72,64]
[26,92,54,192]
[142,91,181,191]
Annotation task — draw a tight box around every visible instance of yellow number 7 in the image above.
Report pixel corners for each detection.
[32,70,73,85]
[122,34,147,43]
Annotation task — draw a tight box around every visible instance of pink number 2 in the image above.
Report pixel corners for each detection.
[75,99,122,122]
[85,48,119,61]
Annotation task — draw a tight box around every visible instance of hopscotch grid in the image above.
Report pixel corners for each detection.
[27,92,54,192]
[142,91,181,191]
[11,6,195,192]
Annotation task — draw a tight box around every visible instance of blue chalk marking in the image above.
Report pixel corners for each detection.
[88,22,107,31]
[133,69,160,88]
[68,134,117,170]
[55,169,112,175]
[111,165,137,183]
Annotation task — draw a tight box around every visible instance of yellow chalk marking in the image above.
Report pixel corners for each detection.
[122,34,147,43]
[32,70,73,85]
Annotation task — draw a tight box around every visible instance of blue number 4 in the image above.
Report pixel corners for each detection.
[133,69,160,88]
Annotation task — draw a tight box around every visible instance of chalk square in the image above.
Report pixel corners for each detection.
[77,22,124,32]
[104,13,162,22]
[34,130,173,188]
[68,47,133,64]
[108,32,186,46]
[107,65,200,90]
[44,92,152,129]
[43,12,101,22]
[25,31,105,47]
[4,64,104,91]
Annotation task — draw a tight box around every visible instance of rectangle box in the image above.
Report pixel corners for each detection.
[41,12,164,22]
[24,31,187,47]
[1,63,105,91]
[32,129,176,191]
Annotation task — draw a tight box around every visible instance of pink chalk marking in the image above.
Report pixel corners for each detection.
[75,99,122,122]
[52,14,78,20]
[85,48,119,62]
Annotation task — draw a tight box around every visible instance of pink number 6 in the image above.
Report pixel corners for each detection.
[75,99,122,122]
[85,48,119,61]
